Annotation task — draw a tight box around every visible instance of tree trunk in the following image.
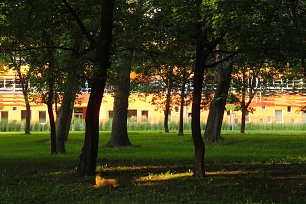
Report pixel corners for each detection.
[192,71,205,177]
[77,0,115,176]
[240,106,247,134]
[164,90,171,133]
[24,94,31,135]
[48,101,57,154]
[56,32,82,147]
[178,78,186,136]
[191,0,206,178]
[108,50,133,147]
[204,64,233,143]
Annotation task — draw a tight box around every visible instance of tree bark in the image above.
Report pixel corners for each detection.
[178,76,186,136]
[204,64,233,143]
[24,98,31,135]
[192,70,205,177]
[108,50,133,147]
[240,106,247,133]
[77,0,115,176]
[56,33,82,152]
[164,90,171,133]
[191,0,206,178]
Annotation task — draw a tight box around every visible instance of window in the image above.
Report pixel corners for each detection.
[267,116,272,123]
[275,110,283,123]
[302,111,306,123]
[260,118,264,124]
[39,111,46,123]
[128,110,137,122]
[1,111,8,122]
[262,106,266,110]
[21,110,31,120]
[108,110,114,119]
[73,108,83,120]
[227,110,231,116]
[174,106,179,113]
[13,107,17,111]
[287,106,292,113]
[245,111,250,123]
[141,110,148,121]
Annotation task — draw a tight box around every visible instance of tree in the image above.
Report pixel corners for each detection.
[12,53,32,135]
[62,0,116,176]
[108,0,143,147]
[204,62,233,142]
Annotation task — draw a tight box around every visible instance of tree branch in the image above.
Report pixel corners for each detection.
[0,45,73,52]
[61,0,96,46]
[205,52,237,68]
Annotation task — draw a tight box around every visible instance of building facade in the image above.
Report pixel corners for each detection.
[1,68,306,126]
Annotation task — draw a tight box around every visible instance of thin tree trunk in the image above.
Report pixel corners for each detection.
[77,0,115,176]
[108,50,133,147]
[204,64,233,143]
[240,106,247,133]
[48,101,57,154]
[178,78,186,136]
[24,98,31,134]
[164,90,171,133]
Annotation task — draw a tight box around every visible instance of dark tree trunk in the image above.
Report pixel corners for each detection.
[204,64,233,143]
[108,50,133,147]
[48,101,57,154]
[56,96,74,153]
[45,37,57,154]
[64,106,73,141]
[192,71,205,177]
[56,34,82,151]
[240,106,247,134]
[178,78,186,136]
[191,0,206,178]
[77,0,115,176]
[24,99,31,134]
[164,89,171,133]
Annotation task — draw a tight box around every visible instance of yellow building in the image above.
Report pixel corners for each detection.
[1,67,306,127]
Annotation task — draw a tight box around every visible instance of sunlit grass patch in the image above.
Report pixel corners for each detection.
[138,170,193,181]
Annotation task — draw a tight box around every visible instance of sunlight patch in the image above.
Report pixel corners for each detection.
[138,171,193,182]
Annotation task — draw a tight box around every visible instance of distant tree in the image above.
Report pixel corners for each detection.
[12,52,32,135]
[204,62,233,143]
[108,0,144,147]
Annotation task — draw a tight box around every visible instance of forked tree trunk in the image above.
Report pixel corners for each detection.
[204,64,233,143]
[77,0,115,176]
[108,50,133,147]
[56,32,82,148]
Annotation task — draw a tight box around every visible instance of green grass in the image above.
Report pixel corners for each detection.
[0,131,305,203]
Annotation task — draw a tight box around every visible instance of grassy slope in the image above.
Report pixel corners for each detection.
[0,131,305,203]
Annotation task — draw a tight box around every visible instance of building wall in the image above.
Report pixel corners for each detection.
[1,91,306,126]
[1,65,306,125]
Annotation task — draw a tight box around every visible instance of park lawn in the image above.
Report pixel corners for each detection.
[0,131,305,203]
